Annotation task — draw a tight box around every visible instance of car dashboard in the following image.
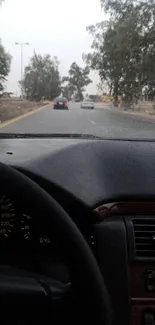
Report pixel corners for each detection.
[0,191,68,279]
[0,137,155,324]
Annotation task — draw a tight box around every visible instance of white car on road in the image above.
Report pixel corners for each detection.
[81,99,95,109]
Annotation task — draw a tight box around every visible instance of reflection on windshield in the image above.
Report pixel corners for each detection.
[0,0,155,139]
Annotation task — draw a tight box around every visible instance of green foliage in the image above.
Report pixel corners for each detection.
[62,62,92,101]
[21,53,61,101]
[0,41,12,92]
[61,84,75,100]
[89,94,100,102]
[85,0,155,106]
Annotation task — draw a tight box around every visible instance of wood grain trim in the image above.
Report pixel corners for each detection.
[131,298,155,305]
[129,264,155,298]
[132,305,155,325]
[94,202,155,219]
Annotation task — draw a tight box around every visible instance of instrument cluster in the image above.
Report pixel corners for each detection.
[0,194,52,247]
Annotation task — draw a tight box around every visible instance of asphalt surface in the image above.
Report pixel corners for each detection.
[0,102,155,139]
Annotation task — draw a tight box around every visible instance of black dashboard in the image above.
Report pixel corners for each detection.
[1,137,155,206]
[0,137,155,325]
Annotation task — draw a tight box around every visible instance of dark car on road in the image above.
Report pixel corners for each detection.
[53,97,68,110]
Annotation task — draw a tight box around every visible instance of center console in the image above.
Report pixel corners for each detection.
[94,202,155,325]
[128,215,155,325]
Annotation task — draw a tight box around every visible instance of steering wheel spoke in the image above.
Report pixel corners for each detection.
[0,265,71,304]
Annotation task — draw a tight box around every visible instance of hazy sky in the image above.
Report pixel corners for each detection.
[0,0,103,95]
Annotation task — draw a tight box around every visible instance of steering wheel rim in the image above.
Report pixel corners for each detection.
[0,163,112,324]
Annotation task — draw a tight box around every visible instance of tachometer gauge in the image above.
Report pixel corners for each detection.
[20,213,32,240]
[0,195,15,238]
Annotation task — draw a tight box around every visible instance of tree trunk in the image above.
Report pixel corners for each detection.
[113,80,118,107]
[109,83,112,96]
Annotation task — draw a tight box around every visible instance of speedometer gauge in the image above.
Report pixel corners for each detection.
[0,195,15,238]
[20,213,32,240]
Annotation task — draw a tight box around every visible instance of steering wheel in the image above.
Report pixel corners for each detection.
[0,163,112,324]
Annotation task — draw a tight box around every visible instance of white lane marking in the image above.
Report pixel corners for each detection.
[89,120,96,125]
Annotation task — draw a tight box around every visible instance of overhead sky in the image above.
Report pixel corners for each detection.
[0,0,104,95]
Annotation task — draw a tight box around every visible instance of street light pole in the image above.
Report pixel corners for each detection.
[15,42,29,99]
[21,43,23,85]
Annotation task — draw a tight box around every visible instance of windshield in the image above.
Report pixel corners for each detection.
[0,0,155,139]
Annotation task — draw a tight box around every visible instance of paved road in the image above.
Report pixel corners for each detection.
[0,102,155,138]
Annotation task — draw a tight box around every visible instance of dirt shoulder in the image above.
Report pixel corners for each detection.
[104,101,155,123]
[0,99,49,123]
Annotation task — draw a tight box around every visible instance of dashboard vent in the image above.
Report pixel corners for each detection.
[133,217,155,259]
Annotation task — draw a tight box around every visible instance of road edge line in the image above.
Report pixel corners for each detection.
[0,103,50,129]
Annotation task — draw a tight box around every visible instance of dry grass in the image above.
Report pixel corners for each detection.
[0,99,49,123]
[134,101,153,112]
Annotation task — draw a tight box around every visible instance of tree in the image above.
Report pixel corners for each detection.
[0,1,11,93]
[85,0,155,107]
[0,40,12,92]
[61,84,75,100]
[62,62,92,101]
[21,53,61,101]
[89,94,100,101]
